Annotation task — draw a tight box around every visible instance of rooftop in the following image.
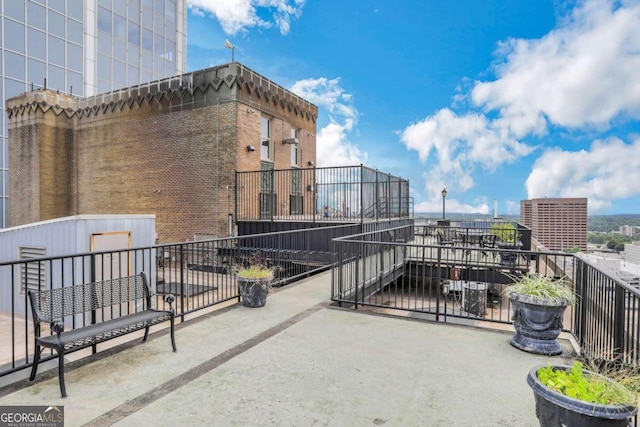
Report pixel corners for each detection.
[0,270,572,426]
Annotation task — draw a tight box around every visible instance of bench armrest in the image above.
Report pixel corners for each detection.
[163,294,175,312]
[51,320,64,335]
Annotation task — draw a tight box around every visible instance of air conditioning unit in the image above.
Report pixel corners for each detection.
[283,137,299,145]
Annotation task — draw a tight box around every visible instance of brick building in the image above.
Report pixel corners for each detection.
[520,197,588,251]
[6,63,317,242]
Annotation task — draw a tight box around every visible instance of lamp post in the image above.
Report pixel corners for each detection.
[441,187,447,219]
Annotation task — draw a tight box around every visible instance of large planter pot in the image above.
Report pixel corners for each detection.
[527,365,638,427]
[238,276,271,307]
[509,293,569,355]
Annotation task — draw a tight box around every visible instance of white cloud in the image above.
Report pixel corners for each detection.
[400,108,534,196]
[472,0,640,134]
[414,199,489,215]
[526,136,640,212]
[188,0,305,35]
[290,77,366,167]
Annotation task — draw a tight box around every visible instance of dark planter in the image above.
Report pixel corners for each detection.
[527,365,638,426]
[509,293,569,355]
[238,276,271,307]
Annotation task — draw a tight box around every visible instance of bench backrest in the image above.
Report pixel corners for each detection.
[28,273,152,323]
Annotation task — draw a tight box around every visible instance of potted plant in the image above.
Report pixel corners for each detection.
[491,222,522,268]
[527,361,638,426]
[503,273,576,355]
[235,252,275,308]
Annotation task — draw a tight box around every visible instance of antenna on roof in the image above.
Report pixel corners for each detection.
[224,39,235,62]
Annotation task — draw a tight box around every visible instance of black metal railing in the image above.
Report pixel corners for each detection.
[236,165,412,222]
[0,224,368,380]
[331,224,640,366]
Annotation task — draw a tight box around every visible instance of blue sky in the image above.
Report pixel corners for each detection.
[186,0,640,215]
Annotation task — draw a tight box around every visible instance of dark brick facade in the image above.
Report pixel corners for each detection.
[7,63,317,242]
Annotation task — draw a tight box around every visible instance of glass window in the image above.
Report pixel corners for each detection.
[97,6,112,34]
[141,9,153,29]
[27,2,47,30]
[49,0,65,13]
[128,1,140,21]
[260,117,271,160]
[4,20,26,53]
[167,0,176,22]
[141,69,152,84]
[97,54,111,81]
[128,45,140,66]
[127,65,139,86]
[5,79,26,101]
[166,18,176,38]
[67,71,83,96]
[142,0,153,10]
[153,57,163,75]
[67,18,82,44]
[165,59,175,76]
[154,34,164,56]
[113,13,126,40]
[67,0,84,21]
[113,61,126,86]
[5,1,25,21]
[47,64,65,91]
[67,42,82,71]
[141,50,152,70]
[27,27,46,60]
[154,0,165,16]
[113,1,126,17]
[49,11,65,38]
[48,35,65,66]
[98,34,112,54]
[113,38,125,61]
[98,79,111,94]
[5,52,26,80]
[98,0,111,7]
[128,21,140,45]
[166,40,175,62]
[141,28,153,51]
[27,58,46,87]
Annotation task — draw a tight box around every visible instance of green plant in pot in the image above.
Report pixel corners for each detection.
[527,360,638,426]
[503,273,576,355]
[235,252,275,308]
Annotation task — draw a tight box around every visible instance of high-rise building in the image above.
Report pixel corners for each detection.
[520,197,588,251]
[0,0,187,227]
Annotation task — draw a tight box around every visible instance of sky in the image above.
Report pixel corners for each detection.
[185,0,640,216]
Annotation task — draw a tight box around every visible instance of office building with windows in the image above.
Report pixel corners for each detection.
[0,0,187,227]
[520,197,588,251]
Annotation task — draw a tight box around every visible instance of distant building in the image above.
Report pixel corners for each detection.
[520,197,587,251]
[619,225,638,237]
[625,241,640,265]
[7,62,318,243]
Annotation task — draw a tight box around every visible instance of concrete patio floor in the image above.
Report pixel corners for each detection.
[0,271,574,426]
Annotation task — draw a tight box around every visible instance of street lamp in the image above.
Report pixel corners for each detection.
[441,187,447,219]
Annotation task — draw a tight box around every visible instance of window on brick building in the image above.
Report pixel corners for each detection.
[261,117,271,160]
[290,128,299,166]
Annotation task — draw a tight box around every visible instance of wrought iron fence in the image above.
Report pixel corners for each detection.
[236,165,412,222]
[331,224,640,366]
[0,224,372,380]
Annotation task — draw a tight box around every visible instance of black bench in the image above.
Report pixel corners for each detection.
[27,272,177,397]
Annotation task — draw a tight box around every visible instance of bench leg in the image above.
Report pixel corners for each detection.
[170,318,177,352]
[58,349,67,398]
[29,344,41,382]
[142,325,150,343]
